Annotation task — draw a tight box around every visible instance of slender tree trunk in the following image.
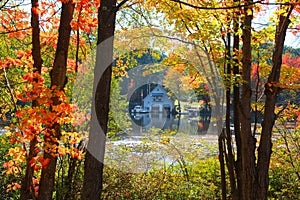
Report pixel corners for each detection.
[20,0,42,198]
[64,157,77,199]
[240,1,257,199]
[218,130,227,200]
[232,4,242,199]
[256,6,293,200]
[37,2,75,200]
[224,31,237,199]
[82,0,118,199]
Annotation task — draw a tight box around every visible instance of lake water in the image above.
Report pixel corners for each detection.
[129,112,211,136]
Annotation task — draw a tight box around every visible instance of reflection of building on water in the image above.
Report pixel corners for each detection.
[130,113,175,134]
[130,108,211,135]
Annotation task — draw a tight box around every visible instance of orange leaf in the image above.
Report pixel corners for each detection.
[32,7,39,15]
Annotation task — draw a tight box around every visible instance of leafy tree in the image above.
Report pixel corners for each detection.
[0,0,89,199]
[0,0,299,199]
[141,0,300,199]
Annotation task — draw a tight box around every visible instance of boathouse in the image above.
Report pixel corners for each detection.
[143,85,174,113]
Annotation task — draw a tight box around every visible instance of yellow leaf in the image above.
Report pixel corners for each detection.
[246,9,252,16]
[5,131,12,137]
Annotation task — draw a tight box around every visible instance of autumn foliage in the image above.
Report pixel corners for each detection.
[0,0,299,199]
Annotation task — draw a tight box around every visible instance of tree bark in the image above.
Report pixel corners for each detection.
[218,130,227,200]
[224,30,237,199]
[20,0,42,199]
[64,157,78,200]
[256,6,293,200]
[81,0,118,199]
[232,4,242,199]
[37,2,75,200]
[240,1,257,199]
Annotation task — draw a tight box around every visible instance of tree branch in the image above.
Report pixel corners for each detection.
[0,27,31,35]
[116,0,129,11]
[170,0,299,10]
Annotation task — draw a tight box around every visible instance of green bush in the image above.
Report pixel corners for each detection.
[268,129,300,199]
[1,127,299,199]
[102,159,222,200]
[102,136,223,200]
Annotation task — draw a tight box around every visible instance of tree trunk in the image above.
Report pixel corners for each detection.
[20,0,42,198]
[231,2,243,200]
[256,6,293,200]
[64,157,78,200]
[224,31,237,198]
[240,2,257,199]
[218,130,227,200]
[232,10,242,199]
[81,0,118,199]
[37,2,75,200]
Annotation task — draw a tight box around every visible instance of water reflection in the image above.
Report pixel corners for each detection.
[130,112,211,135]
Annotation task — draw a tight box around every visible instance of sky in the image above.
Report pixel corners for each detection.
[252,2,300,48]
[12,0,300,48]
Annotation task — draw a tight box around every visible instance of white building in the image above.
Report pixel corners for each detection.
[143,85,174,113]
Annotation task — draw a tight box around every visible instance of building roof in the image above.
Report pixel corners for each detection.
[151,93,164,97]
